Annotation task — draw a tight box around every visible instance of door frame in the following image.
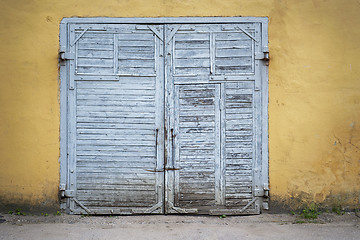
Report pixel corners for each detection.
[59,17,269,213]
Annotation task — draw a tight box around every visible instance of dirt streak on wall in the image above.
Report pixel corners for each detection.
[0,0,359,211]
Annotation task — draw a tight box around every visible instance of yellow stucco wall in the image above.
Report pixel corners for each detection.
[0,0,359,210]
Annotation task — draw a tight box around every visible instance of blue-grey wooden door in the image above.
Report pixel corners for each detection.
[60,19,268,215]
[164,23,267,214]
[66,24,165,214]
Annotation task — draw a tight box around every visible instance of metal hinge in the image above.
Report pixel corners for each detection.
[59,51,75,61]
[254,183,270,198]
[59,184,75,198]
[255,47,269,65]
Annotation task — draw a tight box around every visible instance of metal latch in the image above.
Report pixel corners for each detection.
[263,183,270,198]
[59,51,75,61]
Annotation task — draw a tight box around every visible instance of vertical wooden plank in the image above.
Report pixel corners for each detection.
[173,85,180,206]
[253,22,264,213]
[220,83,226,205]
[210,32,216,75]
[164,24,175,213]
[254,23,262,92]
[113,34,119,74]
[154,25,165,213]
[68,24,77,213]
[214,84,222,205]
[59,21,68,211]
[261,20,269,210]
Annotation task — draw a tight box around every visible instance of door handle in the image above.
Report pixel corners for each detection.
[170,128,175,169]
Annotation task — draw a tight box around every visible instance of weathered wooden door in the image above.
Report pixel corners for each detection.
[59,18,268,215]
[164,23,268,214]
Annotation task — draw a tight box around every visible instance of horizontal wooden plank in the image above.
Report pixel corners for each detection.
[118,67,156,76]
[118,33,154,41]
[78,49,113,58]
[118,52,154,60]
[225,162,252,170]
[226,113,252,120]
[226,119,253,126]
[179,127,214,133]
[174,67,210,75]
[77,144,155,150]
[178,199,215,207]
[77,128,155,134]
[225,102,253,108]
[179,193,215,201]
[77,100,155,107]
[77,166,156,174]
[76,160,155,167]
[78,123,156,130]
[216,66,252,72]
[77,95,155,101]
[179,122,215,128]
[118,59,155,68]
[215,58,252,68]
[226,152,252,158]
[216,32,254,40]
[175,49,210,59]
[77,171,155,178]
[175,33,210,41]
[225,141,253,148]
[78,38,114,44]
[175,58,210,68]
[216,49,252,58]
[216,40,252,49]
[77,184,156,191]
[118,40,154,47]
[76,152,155,158]
[77,67,114,74]
[77,192,156,202]
[77,152,155,157]
[118,46,154,52]
[78,44,114,50]
[225,108,253,114]
[76,111,155,118]
[225,82,253,89]
[179,115,215,122]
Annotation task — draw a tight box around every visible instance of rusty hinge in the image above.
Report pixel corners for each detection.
[59,51,75,61]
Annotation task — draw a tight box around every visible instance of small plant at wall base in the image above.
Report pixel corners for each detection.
[8,209,26,216]
[332,205,345,215]
[300,203,321,219]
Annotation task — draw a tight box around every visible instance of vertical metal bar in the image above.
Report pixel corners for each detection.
[75,41,78,73]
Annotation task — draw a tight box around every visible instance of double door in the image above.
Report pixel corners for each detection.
[60,19,268,215]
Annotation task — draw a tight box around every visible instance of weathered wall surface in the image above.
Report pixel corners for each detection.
[0,0,359,211]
